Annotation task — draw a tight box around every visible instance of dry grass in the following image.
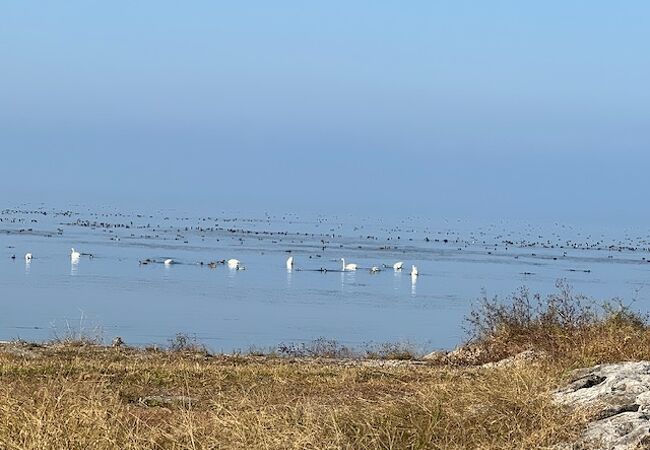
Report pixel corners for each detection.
[466,280,650,367]
[0,343,579,450]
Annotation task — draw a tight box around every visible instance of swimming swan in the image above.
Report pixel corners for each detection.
[410,265,418,277]
[25,253,32,261]
[341,258,358,271]
[393,261,404,271]
[286,256,294,270]
[70,248,81,260]
[227,258,241,269]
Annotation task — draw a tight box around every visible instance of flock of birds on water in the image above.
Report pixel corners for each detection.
[10,206,650,288]
[17,248,421,279]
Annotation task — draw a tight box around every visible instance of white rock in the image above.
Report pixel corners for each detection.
[555,361,650,449]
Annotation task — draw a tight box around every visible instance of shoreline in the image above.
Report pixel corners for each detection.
[3,285,650,448]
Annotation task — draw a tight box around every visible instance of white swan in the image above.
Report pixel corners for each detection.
[410,265,418,277]
[286,256,294,270]
[227,258,241,269]
[70,248,81,260]
[25,253,32,261]
[393,261,404,271]
[341,258,358,271]
[164,259,173,265]
[370,266,380,273]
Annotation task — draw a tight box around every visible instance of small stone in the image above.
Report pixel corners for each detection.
[422,350,448,362]
[139,395,195,408]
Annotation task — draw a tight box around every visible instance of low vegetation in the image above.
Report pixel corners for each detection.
[1,280,648,449]
[466,279,650,366]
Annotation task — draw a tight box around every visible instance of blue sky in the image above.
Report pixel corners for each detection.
[1,2,648,222]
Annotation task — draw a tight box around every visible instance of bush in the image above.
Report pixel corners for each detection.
[167,333,208,353]
[276,338,355,358]
[465,280,649,363]
[364,342,418,360]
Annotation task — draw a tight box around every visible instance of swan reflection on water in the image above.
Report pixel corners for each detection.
[393,267,402,291]
[286,267,293,288]
[411,272,417,296]
[410,265,419,296]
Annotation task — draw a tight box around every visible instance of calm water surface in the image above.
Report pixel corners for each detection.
[2,204,650,352]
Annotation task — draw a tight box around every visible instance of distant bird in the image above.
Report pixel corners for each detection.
[370,266,380,273]
[341,258,358,271]
[164,259,173,265]
[25,253,32,261]
[10,254,15,260]
[227,258,241,269]
[286,256,294,270]
[393,261,404,271]
[70,248,81,260]
[410,265,418,277]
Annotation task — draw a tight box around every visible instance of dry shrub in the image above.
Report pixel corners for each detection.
[276,337,355,358]
[466,280,650,364]
[364,342,418,360]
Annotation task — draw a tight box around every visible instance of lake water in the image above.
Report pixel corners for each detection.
[2,204,650,352]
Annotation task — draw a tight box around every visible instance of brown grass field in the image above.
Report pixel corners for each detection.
[1,282,647,449]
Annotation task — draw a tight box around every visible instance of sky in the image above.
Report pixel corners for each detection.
[1,1,649,223]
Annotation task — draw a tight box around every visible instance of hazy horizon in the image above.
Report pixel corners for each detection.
[2,2,648,224]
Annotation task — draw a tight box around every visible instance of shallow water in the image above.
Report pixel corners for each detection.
[1,205,650,352]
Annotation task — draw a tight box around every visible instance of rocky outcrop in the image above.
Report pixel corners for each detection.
[422,345,488,365]
[555,361,650,449]
[422,346,548,367]
[481,349,548,369]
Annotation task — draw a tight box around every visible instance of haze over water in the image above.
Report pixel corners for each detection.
[1,2,649,350]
